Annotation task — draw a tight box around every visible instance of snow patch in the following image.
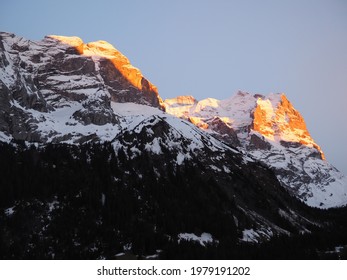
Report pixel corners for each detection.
[176,153,185,165]
[242,229,260,243]
[178,232,215,247]
[115,252,125,257]
[242,227,274,243]
[145,138,162,154]
[123,243,132,251]
[101,193,106,206]
[47,200,59,213]
[0,131,12,143]
[4,206,15,216]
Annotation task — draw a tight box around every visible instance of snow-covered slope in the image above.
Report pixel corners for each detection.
[164,91,347,208]
[111,102,235,163]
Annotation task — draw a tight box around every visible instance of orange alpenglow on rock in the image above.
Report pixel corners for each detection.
[48,35,160,98]
[253,94,325,159]
[48,35,85,53]
[188,116,209,130]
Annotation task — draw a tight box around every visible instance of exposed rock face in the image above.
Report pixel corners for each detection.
[253,94,325,159]
[206,117,240,147]
[0,32,162,142]
[43,35,162,107]
[164,91,347,208]
[249,133,272,150]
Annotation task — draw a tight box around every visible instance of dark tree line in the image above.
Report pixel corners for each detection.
[0,141,238,259]
[0,141,347,259]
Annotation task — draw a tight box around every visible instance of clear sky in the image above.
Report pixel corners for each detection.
[1,0,347,174]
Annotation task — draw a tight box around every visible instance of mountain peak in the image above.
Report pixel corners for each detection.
[46,35,160,98]
[253,93,325,159]
[164,91,342,207]
[0,31,163,142]
[164,91,322,153]
[46,35,84,51]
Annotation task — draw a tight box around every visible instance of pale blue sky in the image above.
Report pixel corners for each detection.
[1,0,346,174]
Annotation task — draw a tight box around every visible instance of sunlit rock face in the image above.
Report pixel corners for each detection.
[0,32,162,110]
[253,94,325,159]
[0,32,162,143]
[48,35,162,107]
[164,91,347,208]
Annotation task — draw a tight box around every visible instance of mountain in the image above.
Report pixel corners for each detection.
[1,32,347,259]
[0,32,161,143]
[164,92,347,208]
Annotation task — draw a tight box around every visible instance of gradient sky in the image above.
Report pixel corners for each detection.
[1,0,347,174]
